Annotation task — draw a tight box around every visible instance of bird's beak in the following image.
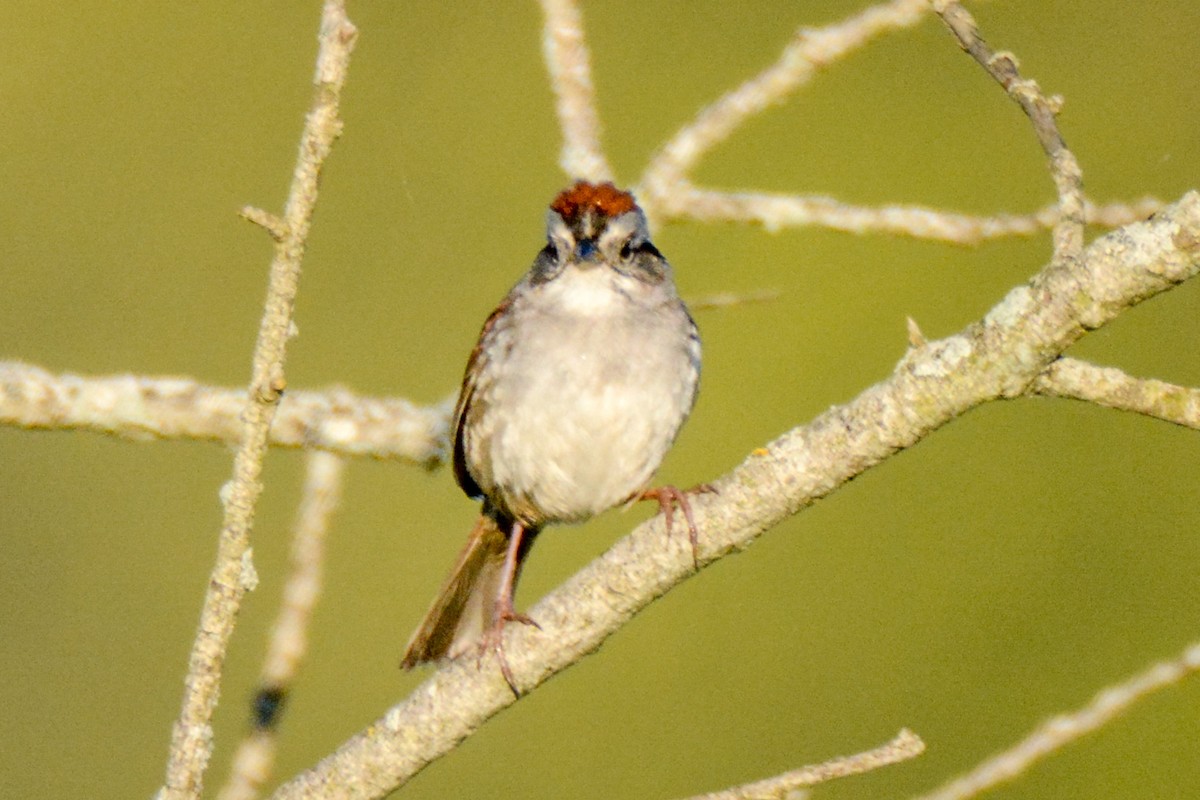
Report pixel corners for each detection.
[572,238,600,265]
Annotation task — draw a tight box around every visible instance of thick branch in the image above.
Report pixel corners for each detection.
[0,361,448,466]
[155,4,357,799]
[269,193,1200,800]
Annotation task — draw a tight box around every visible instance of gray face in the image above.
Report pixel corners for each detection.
[529,208,670,286]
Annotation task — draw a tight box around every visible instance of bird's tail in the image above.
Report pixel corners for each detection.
[400,513,536,668]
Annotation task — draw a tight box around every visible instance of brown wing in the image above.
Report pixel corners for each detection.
[451,295,513,500]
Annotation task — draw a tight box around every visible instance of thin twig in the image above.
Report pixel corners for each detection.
[662,185,1160,244]
[241,206,288,241]
[911,639,1200,800]
[687,289,781,312]
[269,195,1200,800]
[0,361,449,465]
[154,4,357,799]
[933,1,1085,264]
[682,729,924,800]
[217,452,347,800]
[538,0,613,182]
[639,0,930,209]
[1030,357,1200,430]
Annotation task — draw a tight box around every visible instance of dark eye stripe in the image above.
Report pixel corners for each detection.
[635,241,662,259]
[618,240,661,260]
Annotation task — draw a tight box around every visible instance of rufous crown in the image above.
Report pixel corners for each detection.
[549,181,637,221]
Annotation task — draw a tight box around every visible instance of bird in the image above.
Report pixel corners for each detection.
[400,181,703,691]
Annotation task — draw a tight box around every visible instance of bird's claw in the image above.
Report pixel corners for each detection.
[639,483,717,571]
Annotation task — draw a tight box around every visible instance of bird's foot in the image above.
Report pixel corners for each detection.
[638,483,717,571]
[478,598,541,697]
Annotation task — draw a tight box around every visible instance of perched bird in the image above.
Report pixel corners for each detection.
[400,182,703,689]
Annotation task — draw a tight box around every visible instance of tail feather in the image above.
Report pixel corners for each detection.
[400,514,515,668]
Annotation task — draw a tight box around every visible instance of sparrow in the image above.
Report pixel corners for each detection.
[400,181,703,691]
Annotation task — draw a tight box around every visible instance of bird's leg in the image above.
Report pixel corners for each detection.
[638,484,717,571]
[479,520,541,696]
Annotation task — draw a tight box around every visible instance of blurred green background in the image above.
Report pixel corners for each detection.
[1,1,1198,798]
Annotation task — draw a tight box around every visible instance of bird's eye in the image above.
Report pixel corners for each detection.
[619,240,634,260]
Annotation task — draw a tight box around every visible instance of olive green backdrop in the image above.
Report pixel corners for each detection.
[1,2,1197,798]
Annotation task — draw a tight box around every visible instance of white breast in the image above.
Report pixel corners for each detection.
[466,266,698,525]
